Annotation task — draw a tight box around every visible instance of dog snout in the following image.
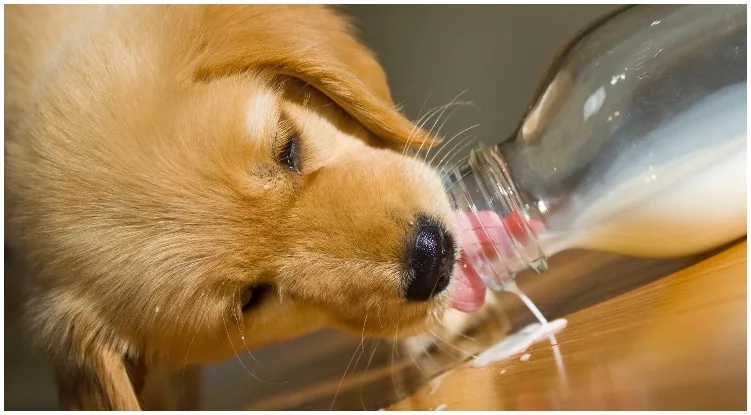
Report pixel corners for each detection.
[405,216,455,301]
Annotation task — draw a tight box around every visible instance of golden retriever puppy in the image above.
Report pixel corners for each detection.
[5,5,477,409]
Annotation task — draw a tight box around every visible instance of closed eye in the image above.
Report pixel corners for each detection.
[277,133,302,174]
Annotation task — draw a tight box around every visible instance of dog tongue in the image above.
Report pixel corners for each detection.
[450,210,545,313]
[450,255,487,313]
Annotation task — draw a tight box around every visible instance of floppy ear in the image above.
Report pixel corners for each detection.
[54,345,144,410]
[187,5,438,149]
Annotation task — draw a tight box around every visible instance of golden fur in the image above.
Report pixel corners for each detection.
[5,5,462,409]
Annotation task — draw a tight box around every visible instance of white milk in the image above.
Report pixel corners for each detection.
[470,318,568,367]
[538,82,747,258]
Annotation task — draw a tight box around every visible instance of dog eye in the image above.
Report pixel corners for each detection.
[240,284,273,313]
[241,288,254,312]
[278,134,302,174]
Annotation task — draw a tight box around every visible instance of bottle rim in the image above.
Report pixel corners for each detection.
[441,145,549,291]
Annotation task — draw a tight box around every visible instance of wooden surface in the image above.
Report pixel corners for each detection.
[235,246,706,410]
[389,241,747,411]
[5,242,744,410]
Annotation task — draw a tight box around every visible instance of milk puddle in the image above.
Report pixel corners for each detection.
[471,282,568,368]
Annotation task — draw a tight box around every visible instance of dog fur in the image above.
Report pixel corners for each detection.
[4,5,478,409]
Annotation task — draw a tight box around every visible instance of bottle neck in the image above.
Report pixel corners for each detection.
[442,145,548,292]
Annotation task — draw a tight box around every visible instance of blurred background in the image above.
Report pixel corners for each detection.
[345,5,621,152]
[6,4,665,410]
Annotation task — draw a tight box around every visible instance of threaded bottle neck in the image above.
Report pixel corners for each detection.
[442,145,548,292]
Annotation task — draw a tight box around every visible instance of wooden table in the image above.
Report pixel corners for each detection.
[6,241,745,410]
[389,241,747,411]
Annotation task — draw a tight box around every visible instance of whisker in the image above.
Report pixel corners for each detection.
[410,105,451,146]
[437,157,467,182]
[404,343,431,380]
[430,312,475,342]
[425,90,469,140]
[342,337,370,408]
[423,100,479,163]
[406,100,469,157]
[329,311,369,410]
[350,338,369,386]
[376,304,385,329]
[415,99,471,161]
[429,328,477,359]
[415,103,454,134]
[404,91,433,155]
[232,293,260,364]
[433,101,479,144]
[441,169,473,193]
[436,135,479,172]
[181,307,205,404]
[436,137,481,184]
[429,124,480,167]
[425,333,469,363]
[390,326,404,401]
[360,340,381,410]
[404,103,446,156]
[221,312,280,385]
[420,105,462,163]
[417,102,472,162]
[416,336,441,368]
[229,295,287,386]
[415,91,469,159]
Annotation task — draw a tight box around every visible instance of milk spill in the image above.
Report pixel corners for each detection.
[428,372,450,395]
[470,318,568,367]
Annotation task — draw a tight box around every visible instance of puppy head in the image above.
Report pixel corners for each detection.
[156,72,458,360]
[173,5,461,361]
[20,5,460,408]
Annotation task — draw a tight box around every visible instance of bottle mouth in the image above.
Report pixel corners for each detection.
[441,145,549,291]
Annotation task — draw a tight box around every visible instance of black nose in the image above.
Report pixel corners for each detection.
[405,217,455,301]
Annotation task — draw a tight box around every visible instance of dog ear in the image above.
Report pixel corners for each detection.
[187,5,439,149]
[54,344,144,410]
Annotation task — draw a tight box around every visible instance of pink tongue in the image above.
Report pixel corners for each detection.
[450,255,487,313]
[450,210,545,313]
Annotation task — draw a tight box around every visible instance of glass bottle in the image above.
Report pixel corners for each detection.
[443,4,747,292]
